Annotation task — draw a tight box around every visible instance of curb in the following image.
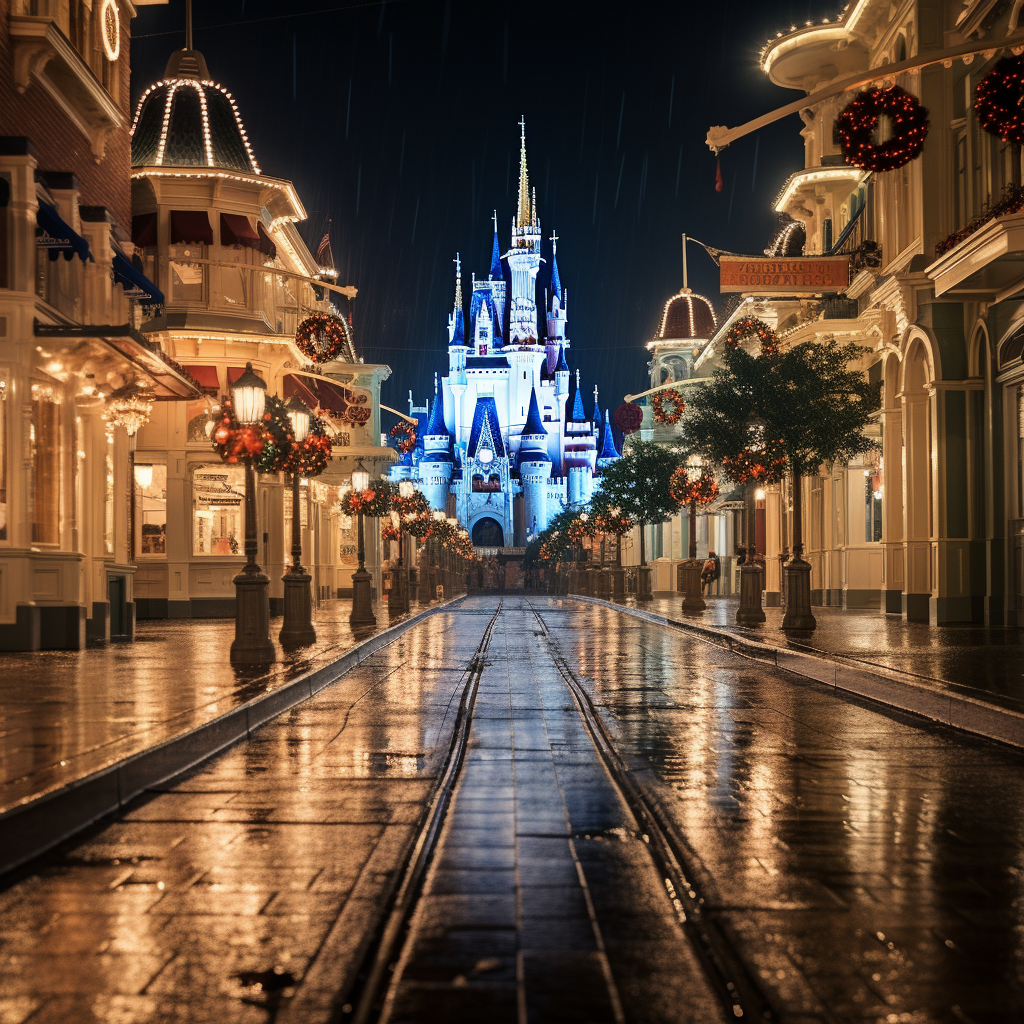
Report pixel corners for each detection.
[0,597,468,878]
[566,594,1024,750]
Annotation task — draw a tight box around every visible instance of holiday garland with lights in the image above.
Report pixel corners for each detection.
[835,86,929,173]
[721,442,788,485]
[725,316,779,357]
[212,395,294,473]
[340,481,393,518]
[284,415,331,478]
[295,312,350,364]
[669,467,721,507]
[393,490,430,518]
[381,521,400,544]
[651,389,685,425]
[389,420,417,454]
[975,56,1024,144]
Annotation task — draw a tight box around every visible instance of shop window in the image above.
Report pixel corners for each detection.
[192,463,244,556]
[170,245,205,302]
[30,383,61,545]
[284,479,308,543]
[134,462,167,555]
[103,425,114,555]
[864,469,883,543]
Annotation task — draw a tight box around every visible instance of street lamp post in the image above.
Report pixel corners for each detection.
[388,509,409,618]
[349,458,376,627]
[430,509,445,599]
[229,363,276,666]
[279,396,316,647]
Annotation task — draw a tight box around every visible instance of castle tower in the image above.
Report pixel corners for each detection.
[597,410,621,470]
[420,375,454,511]
[564,371,596,505]
[545,231,567,345]
[506,118,542,345]
[519,388,552,540]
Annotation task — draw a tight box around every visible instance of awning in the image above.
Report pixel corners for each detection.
[182,364,221,393]
[284,372,351,418]
[112,251,164,307]
[257,223,277,260]
[170,210,213,245]
[33,321,204,400]
[36,202,93,262]
[221,213,259,249]
[132,211,157,247]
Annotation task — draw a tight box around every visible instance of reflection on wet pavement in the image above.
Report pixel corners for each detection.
[0,609,490,1024]
[0,600,406,815]
[545,599,1024,1022]
[640,595,1024,710]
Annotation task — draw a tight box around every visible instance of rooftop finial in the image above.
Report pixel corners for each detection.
[185,0,193,51]
[453,252,462,311]
[576,368,580,388]
[517,117,531,228]
[550,230,558,254]
[682,232,689,291]
[492,209,498,234]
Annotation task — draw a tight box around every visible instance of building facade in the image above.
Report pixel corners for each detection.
[704,0,1024,624]
[390,123,618,548]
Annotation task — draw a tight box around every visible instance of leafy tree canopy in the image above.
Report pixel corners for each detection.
[598,439,684,527]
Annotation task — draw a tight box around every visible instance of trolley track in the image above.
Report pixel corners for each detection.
[336,595,783,1024]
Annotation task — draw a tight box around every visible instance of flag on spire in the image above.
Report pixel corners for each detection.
[316,221,337,278]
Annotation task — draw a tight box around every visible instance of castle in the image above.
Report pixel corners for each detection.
[390,121,619,548]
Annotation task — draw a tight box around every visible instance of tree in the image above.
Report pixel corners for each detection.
[684,338,878,560]
[597,440,683,566]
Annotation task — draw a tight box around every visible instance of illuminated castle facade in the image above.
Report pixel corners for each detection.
[391,122,619,548]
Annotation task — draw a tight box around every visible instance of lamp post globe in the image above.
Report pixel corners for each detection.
[229,362,274,667]
[280,395,316,647]
[398,479,414,499]
[349,459,376,628]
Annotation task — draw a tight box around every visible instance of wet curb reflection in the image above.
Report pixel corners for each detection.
[566,595,1024,750]
[0,597,468,878]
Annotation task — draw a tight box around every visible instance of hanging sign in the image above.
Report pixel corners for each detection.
[719,256,850,294]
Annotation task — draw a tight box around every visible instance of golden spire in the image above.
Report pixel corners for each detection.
[517,116,531,228]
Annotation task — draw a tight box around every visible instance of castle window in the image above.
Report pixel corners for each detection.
[479,343,488,356]
[472,473,501,493]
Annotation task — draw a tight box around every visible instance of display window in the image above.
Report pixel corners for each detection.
[0,391,7,541]
[134,462,167,555]
[192,463,244,556]
[30,383,61,545]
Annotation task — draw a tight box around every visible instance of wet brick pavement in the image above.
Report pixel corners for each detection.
[3,596,1024,1022]
[0,598,401,816]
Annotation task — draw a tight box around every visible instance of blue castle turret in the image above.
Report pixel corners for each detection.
[420,374,454,511]
[518,388,552,541]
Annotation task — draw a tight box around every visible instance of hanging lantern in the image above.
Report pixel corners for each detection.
[351,458,370,493]
[106,382,154,437]
[230,362,267,427]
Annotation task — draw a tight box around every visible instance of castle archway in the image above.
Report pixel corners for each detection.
[472,516,504,548]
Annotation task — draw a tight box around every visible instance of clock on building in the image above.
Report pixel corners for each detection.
[101,1,120,62]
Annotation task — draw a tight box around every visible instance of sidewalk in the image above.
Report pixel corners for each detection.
[569,593,1024,747]
[0,596,452,874]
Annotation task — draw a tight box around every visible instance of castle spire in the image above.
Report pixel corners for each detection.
[453,253,463,311]
[517,116,531,229]
[489,213,502,281]
[450,253,465,345]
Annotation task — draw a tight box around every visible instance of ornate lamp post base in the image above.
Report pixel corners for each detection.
[636,565,653,602]
[736,564,766,625]
[389,566,409,618]
[230,569,276,665]
[280,570,316,647]
[781,558,817,631]
[350,568,377,627]
[679,558,706,614]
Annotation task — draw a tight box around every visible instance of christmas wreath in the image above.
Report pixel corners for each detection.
[212,394,293,473]
[295,312,350,364]
[403,510,434,539]
[613,402,644,435]
[594,510,633,536]
[381,521,401,544]
[651,388,685,425]
[340,481,392,518]
[721,441,788,485]
[669,467,720,507]
[390,420,417,454]
[393,489,430,518]
[975,57,1024,144]
[287,415,332,478]
[835,85,929,173]
[725,316,778,357]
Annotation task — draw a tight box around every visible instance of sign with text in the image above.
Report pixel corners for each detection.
[719,256,850,294]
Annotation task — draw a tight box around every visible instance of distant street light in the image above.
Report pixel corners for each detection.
[349,458,376,627]
[280,396,316,647]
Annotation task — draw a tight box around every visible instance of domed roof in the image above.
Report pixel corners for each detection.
[656,288,717,341]
[130,50,260,173]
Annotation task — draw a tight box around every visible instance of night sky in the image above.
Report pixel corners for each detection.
[132,0,839,425]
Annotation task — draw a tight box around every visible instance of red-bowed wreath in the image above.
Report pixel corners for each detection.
[721,442,788,485]
[669,467,720,507]
[725,316,778,357]
[212,395,293,473]
[381,521,401,544]
[651,389,685,424]
[975,57,1024,144]
[613,402,644,435]
[835,86,929,173]
[287,416,332,478]
[594,510,633,536]
[390,420,417,454]
[295,312,350,364]
[340,483,392,518]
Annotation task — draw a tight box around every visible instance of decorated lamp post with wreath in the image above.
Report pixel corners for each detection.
[279,397,332,647]
[669,461,720,614]
[211,363,277,665]
[340,462,392,628]
[386,480,427,618]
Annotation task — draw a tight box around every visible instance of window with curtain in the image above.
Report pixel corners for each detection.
[192,464,244,556]
[30,383,61,545]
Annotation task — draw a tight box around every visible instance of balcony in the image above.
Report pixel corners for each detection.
[9,13,123,161]
[775,166,867,222]
[926,210,1024,300]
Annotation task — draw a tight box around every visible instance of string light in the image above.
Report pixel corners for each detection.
[657,290,717,340]
[835,86,929,173]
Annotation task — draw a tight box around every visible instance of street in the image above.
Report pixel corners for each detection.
[2,597,1022,1023]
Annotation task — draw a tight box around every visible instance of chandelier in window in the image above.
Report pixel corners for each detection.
[106,381,154,437]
